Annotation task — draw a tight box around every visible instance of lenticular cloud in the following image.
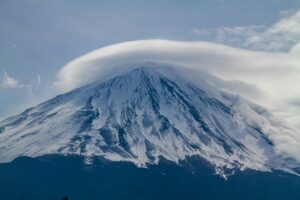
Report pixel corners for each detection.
[55,40,300,153]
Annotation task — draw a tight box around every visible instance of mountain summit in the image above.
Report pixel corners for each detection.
[0,64,298,176]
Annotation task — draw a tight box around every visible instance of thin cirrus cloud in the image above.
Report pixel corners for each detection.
[0,71,47,120]
[0,71,43,92]
[0,71,20,90]
[245,10,300,51]
[192,9,300,52]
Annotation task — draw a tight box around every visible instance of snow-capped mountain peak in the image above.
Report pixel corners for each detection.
[0,64,298,176]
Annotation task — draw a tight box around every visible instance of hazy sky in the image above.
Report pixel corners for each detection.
[1,0,300,119]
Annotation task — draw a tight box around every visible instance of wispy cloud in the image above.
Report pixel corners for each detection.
[0,71,50,120]
[191,28,211,36]
[245,10,300,51]
[214,25,266,47]
[192,9,300,52]
[0,71,44,92]
[0,71,20,90]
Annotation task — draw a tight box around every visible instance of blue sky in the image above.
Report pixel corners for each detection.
[1,0,300,119]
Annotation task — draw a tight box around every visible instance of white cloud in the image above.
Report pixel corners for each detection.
[0,71,48,116]
[192,10,300,52]
[0,71,20,90]
[214,25,265,46]
[56,39,300,124]
[0,71,43,92]
[245,10,300,51]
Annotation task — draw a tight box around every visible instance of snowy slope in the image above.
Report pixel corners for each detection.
[0,64,298,176]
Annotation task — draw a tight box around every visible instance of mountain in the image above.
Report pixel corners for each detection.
[0,63,299,177]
